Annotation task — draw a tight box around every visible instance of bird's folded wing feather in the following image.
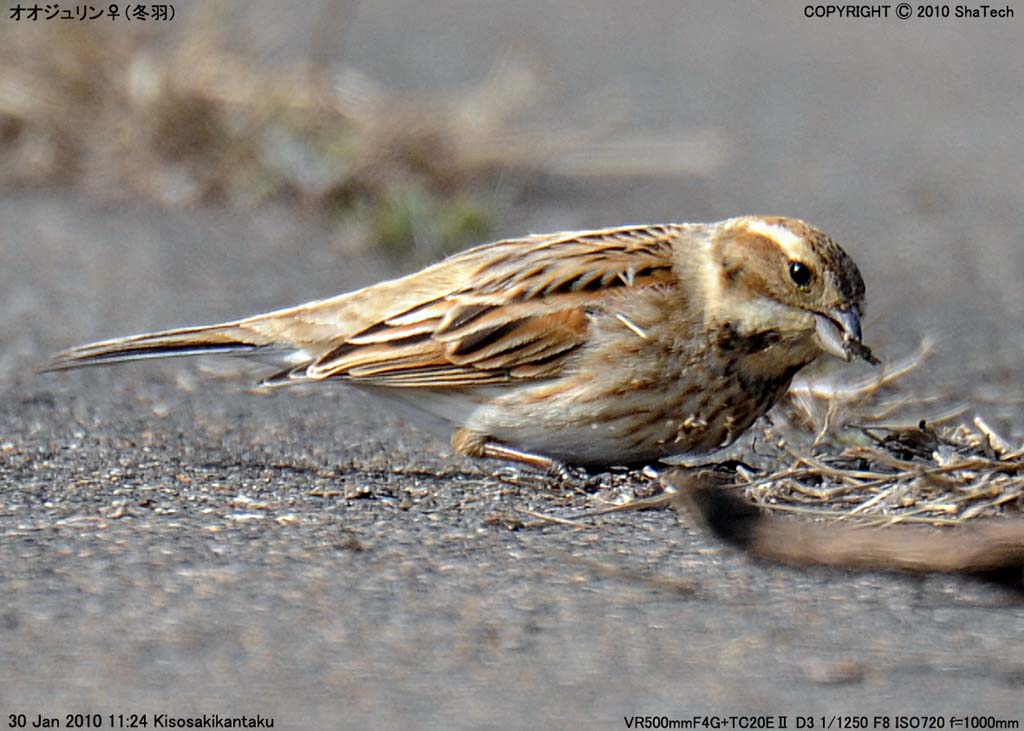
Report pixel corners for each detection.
[278,225,680,387]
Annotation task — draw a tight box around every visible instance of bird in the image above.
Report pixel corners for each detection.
[44,216,877,473]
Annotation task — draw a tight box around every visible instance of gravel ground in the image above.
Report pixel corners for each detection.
[3,2,1023,729]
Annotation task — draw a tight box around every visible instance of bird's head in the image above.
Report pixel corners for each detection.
[703,216,877,365]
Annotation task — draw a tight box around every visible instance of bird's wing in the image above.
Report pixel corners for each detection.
[281,225,680,387]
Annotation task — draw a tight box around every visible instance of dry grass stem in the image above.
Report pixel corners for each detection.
[748,341,1024,524]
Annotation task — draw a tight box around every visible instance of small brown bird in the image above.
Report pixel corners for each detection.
[46,216,876,471]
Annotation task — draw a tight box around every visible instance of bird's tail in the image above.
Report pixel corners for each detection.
[41,321,278,372]
[42,265,456,375]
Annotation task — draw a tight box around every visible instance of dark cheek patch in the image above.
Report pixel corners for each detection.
[730,231,783,257]
[718,231,781,297]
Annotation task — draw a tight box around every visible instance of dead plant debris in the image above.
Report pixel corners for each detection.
[748,341,1024,524]
[0,16,724,261]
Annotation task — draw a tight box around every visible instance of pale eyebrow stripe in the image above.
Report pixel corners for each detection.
[744,219,807,261]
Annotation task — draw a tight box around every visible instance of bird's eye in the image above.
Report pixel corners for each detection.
[788,261,813,288]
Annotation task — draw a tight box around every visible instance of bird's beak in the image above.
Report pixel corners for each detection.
[813,307,878,364]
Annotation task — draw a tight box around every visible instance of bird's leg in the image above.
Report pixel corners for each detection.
[480,442,574,480]
[451,428,575,480]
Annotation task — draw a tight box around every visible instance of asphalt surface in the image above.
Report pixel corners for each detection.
[3,2,1024,729]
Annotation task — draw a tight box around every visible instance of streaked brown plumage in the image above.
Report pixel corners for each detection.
[45,216,876,471]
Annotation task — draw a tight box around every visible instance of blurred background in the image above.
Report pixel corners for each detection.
[2,1,1023,726]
